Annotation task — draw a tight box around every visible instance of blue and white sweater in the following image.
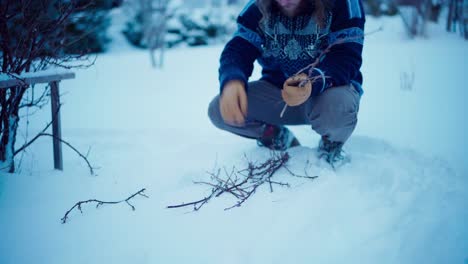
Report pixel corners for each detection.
[218,0,365,96]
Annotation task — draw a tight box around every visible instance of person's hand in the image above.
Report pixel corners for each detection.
[282,73,312,106]
[220,80,248,126]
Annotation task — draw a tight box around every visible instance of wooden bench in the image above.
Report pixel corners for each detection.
[0,70,75,171]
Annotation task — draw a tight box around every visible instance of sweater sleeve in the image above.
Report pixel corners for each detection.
[218,2,263,93]
[309,0,365,96]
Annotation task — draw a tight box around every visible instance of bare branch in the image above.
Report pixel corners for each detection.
[167,151,318,211]
[13,103,62,156]
[19,84,50,109]
[61,188,148,224]
[42,132,96,175]
[294,29,381,78]
[282,165,318,180]
[279,28,382,118]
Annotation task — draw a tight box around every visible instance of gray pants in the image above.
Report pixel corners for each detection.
[208,80,361,143]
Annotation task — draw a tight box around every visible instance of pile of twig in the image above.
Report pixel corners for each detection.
[167,152,318,211]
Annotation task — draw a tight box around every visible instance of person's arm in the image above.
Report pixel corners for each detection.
[308,0,365,96]
[218,2,263,93]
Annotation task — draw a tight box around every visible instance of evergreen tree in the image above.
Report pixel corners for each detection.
[63,0,120,54]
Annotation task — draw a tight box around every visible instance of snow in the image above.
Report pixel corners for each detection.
[1,15,468,264]
[0,68,75,81]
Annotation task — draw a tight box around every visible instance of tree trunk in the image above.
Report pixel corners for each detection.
[0,86,23,173]
[447,0,456,31]
[428,3,441,22]
[0,113,19,173]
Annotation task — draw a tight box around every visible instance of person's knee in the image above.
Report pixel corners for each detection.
[207,95,224,129]
[309,86,359,130]
[309,106,358,143]
[310,107,357,130]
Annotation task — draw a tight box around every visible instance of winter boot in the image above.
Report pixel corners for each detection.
[317,136,350,169]
[257,124,300,151]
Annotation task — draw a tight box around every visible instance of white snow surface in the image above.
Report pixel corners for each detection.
[1,16,467,264]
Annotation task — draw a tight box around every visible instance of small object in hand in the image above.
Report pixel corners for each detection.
[280,77,310,118]
[298,79,309,87]
[288,79,309,88]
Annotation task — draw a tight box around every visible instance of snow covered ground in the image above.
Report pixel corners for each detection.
[1,15,467,264]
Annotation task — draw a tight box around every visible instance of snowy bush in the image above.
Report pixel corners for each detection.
[63,0,120,54]
[363,0,399,16]
[123,4,238,48]
[122,11,146,48]
[63,11,111,54]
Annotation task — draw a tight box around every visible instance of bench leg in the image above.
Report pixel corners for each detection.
[50,81,63,170]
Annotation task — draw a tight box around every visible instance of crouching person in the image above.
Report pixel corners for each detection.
[208,0,365,168]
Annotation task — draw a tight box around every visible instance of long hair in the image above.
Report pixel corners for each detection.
[256,0,333,28]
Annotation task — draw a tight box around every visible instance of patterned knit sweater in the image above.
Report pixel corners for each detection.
[218,0,365,96]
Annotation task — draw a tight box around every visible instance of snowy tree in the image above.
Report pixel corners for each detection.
[447,0,467,39]
[141,0,171,67]
[123,0,174,67]
[0,0,95,173]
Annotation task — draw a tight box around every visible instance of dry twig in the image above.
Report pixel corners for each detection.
[39,132,97,175]
[280,29,382,118]
[167,152,318,211]
[61,188,148,224]
[15,131,97,175]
